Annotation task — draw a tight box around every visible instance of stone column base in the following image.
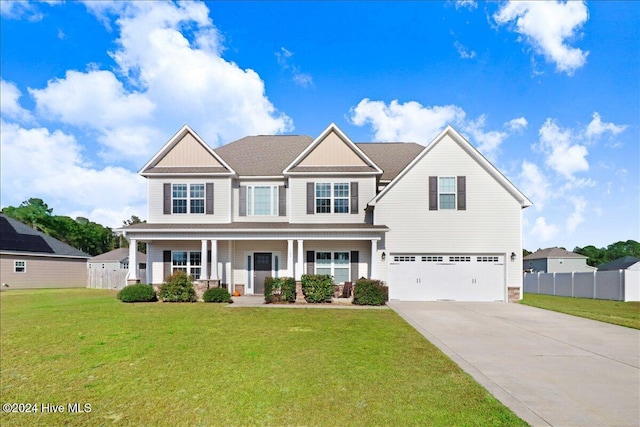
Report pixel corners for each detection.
[295,281,307,303]
[507,287,521,303]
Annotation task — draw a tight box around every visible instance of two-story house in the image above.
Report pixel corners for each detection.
[121,123,531,302]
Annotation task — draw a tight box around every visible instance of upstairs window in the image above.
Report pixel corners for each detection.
[190,184,205,214]
[439,177,456,209]
[247,185,279,216]
[429,176,466,211]
[315,183,349,214]
[172,183,205,214]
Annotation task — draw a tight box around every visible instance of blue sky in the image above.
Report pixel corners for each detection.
[1,0,638,251]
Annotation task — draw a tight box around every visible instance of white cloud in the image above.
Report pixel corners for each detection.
[454,0,477,10]
[0,1,44,21]
[276,47,313,88]
[506,117,528,132]
[460,114,507,161]
[565,196,586,233]
[0,120,146,227]
[0,80,34,123]
[349,98,466,144]
[494,1,589,75]
[454,41,476,59]
[518,161,549,211]
[530,216,560,242]
[585,112,627,139]
[537,118,589,179]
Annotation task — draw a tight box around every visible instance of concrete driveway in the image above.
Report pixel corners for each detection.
[388,301,640,427]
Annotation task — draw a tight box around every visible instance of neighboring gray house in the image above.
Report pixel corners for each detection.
[597,256,640,271]
[0,214,91,289]
[121,124,531,302]
[524,247,596,273]
[88,248,146,271]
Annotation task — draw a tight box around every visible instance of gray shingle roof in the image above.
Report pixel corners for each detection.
[524,247,587,260]
[356,142,424,181]
[89,247,147,263]
[597,256,640,271]
[0,214,91,258]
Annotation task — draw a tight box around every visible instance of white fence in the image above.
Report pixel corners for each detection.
[524,270,639,302]
[87,269,146,290]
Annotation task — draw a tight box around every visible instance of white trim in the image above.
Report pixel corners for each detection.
[139,125,237,175]
[14,260,26,273]
[368,126,532,208]
[283,123,383,175]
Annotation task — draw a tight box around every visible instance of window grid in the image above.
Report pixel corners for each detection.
[172,183,206,214]
[315,183,349,214]
[394,256,416,262]
[14,260,26,273]
[171,251,201,279]
[315,251,351,283]
[477,256,500,262]
[439,177,456,210]
[422,256,443,262]
[449,256,471,262]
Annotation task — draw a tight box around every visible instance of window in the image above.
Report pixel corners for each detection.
[422,256,443,262]
[449,256,471,262]
[172,183,205,214]
[394,256,416,262]
[439,177,456,209]
[315,251,350,283]
[477,256,499,262]
[247,185,278,216]
[14,260,26,273]
[172,251,201,278]
[315,183,349,213]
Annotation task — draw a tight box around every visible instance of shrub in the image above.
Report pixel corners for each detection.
[159,271,197,302]
[117,283,157,303]
[353,279,388,306]
[203,287,233,303]
[301,274,334,303]
[264,277,296,303]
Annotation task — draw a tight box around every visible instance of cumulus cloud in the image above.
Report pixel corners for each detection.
[0,80,34,123]
[530,216,559,243]
[0,120,146,227]
[536,118,589,179]
[0,1,45,21]
[454,0,477,10]
[565,196,586,233]
[454,41,476,59]
[518,161,549,211]
[585,112,627,139]
[506,117,528,132]
[494,1,589,75]
[276,47,313,88]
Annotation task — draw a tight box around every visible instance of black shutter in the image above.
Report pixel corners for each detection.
[457,176,466,211]
[350,182,358,214]
[239,186,247,216]
[306,182,315,214]
[429,176,438,211]
[279,185,286,216]
[206,183,214,214]
[164,183,171,214]
[350,251,359,282]
[163,250,171,281]
[306,250,315,275]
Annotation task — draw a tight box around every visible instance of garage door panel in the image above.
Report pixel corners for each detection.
[389,254,504,302]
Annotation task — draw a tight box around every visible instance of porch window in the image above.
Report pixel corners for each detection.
[247,185,278,216]
[171,251,201,279]
[315,183,349,213]
[315,251,350,283]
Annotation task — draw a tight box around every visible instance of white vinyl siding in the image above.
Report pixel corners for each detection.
[289,176,376,223]
[374,133,522,292]
[147,177,231,224]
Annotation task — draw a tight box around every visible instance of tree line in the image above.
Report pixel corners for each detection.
[524,240,640,268]
[2,198,144,256]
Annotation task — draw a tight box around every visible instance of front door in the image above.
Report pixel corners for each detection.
[253,253,272,294]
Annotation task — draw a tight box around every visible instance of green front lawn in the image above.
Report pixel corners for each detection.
[522,293,640,329]
[0,289,525,426]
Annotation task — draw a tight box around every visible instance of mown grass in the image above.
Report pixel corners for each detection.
[1,289,526,426]
[522,293,640,329]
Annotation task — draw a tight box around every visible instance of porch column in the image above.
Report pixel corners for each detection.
[287,239,294,277]
[128,239,138,281]
[210,239,218,280]
[200,239,208,280]
[296,239,304,281]
[370,239,378,279]
[227,241,233,290]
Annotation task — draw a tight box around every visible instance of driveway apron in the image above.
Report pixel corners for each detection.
[388,301,640,427]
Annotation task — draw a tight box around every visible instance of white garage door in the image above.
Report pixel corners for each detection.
[389,254,505,301]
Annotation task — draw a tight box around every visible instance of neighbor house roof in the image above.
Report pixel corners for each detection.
[524,247,587,260]
[0,214,91,258]
[89,248,147,263]
[597,256,640,271]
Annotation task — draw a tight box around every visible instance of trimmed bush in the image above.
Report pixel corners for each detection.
[301,274,334,303]
[203,287,233,303]
[264,277,296,303]
[353,279,388,306]
[159,271,197,302]
[117,283,157,303]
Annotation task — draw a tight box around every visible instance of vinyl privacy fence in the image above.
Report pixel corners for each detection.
[87,269,146,290]
[523,270,639,302]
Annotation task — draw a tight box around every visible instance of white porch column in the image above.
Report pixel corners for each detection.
[370,239,378,279]
[296,239,304,281]
[287,239,294,278]
[210,239,218,280]
[227,241,233,290]
[200,239,208,280]
[128,240,138,281]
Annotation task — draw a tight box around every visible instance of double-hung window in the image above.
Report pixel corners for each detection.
[315,251,350,283]
[171,251,201,279]
[172,183,205,214]
[438,177,456,209]
[315,183,349,214]
[14,260,26,273]
[247,185,278,216]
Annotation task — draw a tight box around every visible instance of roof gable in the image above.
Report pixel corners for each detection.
[369,126,532,207]
[140,125,235,176]
[284,123,382,175]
